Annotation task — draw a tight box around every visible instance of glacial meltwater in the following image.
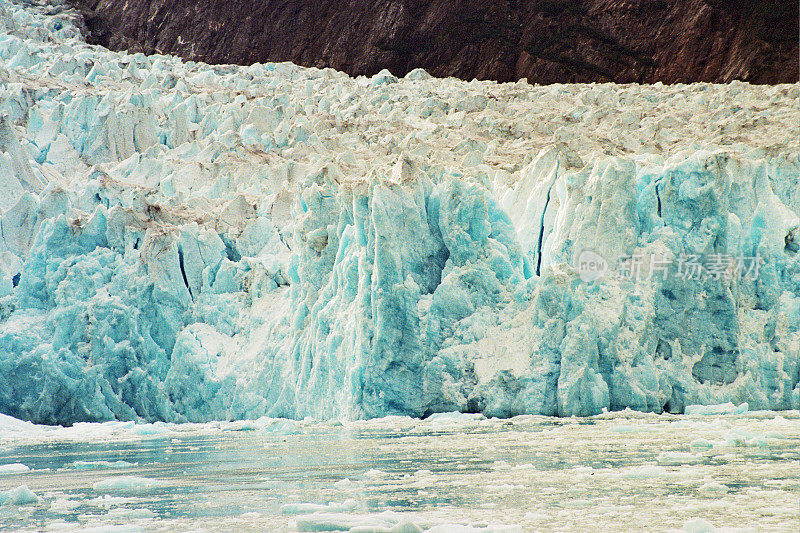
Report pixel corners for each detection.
[0,408,797,532]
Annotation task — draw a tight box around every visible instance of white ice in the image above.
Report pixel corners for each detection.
[0,463,30,474]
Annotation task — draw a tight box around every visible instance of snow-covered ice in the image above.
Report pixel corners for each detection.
[0,0,798,425]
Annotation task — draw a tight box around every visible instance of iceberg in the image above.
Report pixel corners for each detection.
[0,0,797,425]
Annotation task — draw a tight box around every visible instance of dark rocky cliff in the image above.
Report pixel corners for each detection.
[68,0,798,84]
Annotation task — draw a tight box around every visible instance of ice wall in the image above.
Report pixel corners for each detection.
[0,0,798,424]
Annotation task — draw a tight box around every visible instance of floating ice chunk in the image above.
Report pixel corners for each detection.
[621,465,670,479]
[492,461,511,471]
[220,417,299,434]
[85,495,139,507]
[129,423,174,437]
[280,498,359,515]
[386,521,423,533]
[0,463,30,474]
[69,460,136,470]
[723,429,770,448]
[333,478,356,490]
[689,439,717,451]
[93,476,167,495]
[427,525,522,533]
[0,485,38,505]
[609,424,653,434]
[697,482,729,495]
[486,483,520,494]
[684,403,749,416]
[103,507,157,520]
[562,498,592,508]
[424,412,484,425]
[682,518,717,533]
[656,452,702,466]
[49,497,84,513]
[292,512,391,532]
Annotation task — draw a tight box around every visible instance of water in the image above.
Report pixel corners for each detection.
[0,410,797,532]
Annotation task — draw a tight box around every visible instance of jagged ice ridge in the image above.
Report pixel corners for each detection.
[0,0,798,424]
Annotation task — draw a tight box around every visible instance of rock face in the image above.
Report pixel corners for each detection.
[68,0,798,84]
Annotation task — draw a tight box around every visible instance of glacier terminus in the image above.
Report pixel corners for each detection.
[0,0,798,427]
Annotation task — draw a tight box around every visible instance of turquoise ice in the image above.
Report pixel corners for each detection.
[0,0,798,424]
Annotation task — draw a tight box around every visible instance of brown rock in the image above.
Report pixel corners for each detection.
[68,0,798,84]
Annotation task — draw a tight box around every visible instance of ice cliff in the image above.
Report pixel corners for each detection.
[0,0,798,425]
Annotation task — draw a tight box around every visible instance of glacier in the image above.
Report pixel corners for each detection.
[0,0,798,425]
